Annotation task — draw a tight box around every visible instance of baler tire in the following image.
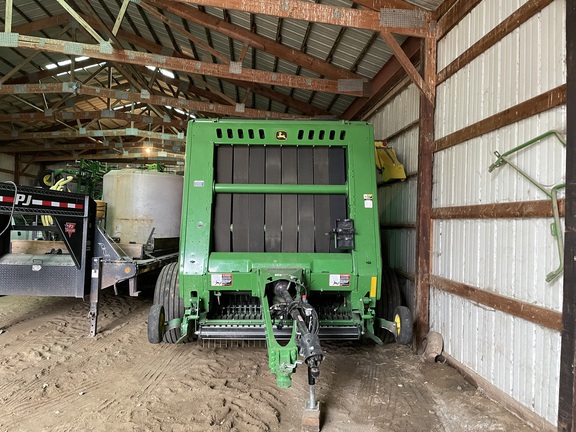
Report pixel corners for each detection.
[378,266,401,343]
[394,306,413,345]
[153,262,189,344]
[147,304,165,344]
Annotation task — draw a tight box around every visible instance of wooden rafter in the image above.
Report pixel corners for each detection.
[7,35,368,96]
[0,111,187,128]
[0,83,302,119]
[142,0,362,80]
[177,0,432,37]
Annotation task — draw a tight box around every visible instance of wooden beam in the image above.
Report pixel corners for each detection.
[11,13,70,34]
[415,94,434,345]
[438,0,554,84]
[436,0,483,40]
[8,35,367,96]
[0,111,187,129]
[110,0,131,37]
[432,199,566,220]
[434,84,567,152]
[558,0,576,429]
[352,0,421,11]
[138,1,231,64]
[0,166,35,179]
[143,0,361,80]
[0,128,184,142]
[176,0,432,37]
[342,37,421,120]
[0,83,301,119]
[4,58,100,85]
[13,152,19,183]
[433,0,458,21]
[430,275,562,332]
[380,31,434,105]
[55,0,105,43]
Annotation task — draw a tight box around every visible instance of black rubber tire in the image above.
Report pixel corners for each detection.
[152,262,188,343]
[394,306,413,345]
[38,169,55,188]
[147,304,165,344]
[376,265,401,343]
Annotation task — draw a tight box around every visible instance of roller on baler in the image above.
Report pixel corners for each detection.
[147,119,412,428]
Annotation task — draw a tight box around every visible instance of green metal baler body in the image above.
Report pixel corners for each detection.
[178,118,381,385]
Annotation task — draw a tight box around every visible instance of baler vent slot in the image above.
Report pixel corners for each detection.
[216,128,265,140]
[213,145,347,254]
[296,129,345,141]
[214,128,347,142]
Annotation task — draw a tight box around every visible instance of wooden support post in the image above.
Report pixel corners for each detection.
[14,153,20,184]
[414,33,435,345]
[558,1,576,430]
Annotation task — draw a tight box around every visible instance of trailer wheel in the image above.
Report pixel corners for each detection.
[147,304,165,344]
[153,262,189,343]
[393,306,413,345]
[377,266,401,343]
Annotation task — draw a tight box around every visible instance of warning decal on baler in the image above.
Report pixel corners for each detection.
[211,274,233,286]
[364,193,373,209]
[329,274,350,287]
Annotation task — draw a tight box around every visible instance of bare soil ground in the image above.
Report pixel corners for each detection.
[0,279,536,432]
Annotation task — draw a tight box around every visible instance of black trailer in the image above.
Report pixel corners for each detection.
[0,182,176,335]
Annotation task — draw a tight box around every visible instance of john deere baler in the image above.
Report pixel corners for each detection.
[148,119,411,414]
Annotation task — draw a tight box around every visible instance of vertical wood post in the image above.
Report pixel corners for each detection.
[414,32,436,345]
[558,1,576,430]
[14,153,20,184]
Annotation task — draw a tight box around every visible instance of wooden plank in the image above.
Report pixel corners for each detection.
[232,146,250,252]
[313,147,331,253]
[433,0,457,21]
[438,0,554,84]
[558,1,576,429]
[415,95,434,345]
[434,84,567,152]
[430,275,562,332]
[248,146,265,252]
[10,240,66,255]
[265,147,282,252]
[432,199,565,220]
[436,0,483,40]
[381,31,434,105]
[297,147,315,253]
[281,147,298,253]
[214,146,233,252]
[342,37,421,120]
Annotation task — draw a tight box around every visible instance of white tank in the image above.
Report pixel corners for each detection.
[102,169,183,244]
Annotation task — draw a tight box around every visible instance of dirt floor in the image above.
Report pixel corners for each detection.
[0,277,537,432]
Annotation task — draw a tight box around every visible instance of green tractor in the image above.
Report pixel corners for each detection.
[148,119,412,417]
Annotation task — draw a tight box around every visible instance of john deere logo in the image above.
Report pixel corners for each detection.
[276,130,287,141]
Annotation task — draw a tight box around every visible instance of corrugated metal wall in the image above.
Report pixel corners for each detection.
[432,0,566,426]
[369,0,566,427]
[370,83,420,312]
[0,154,39,186]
